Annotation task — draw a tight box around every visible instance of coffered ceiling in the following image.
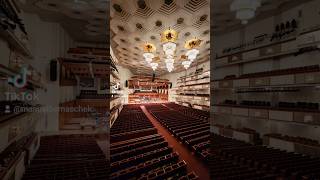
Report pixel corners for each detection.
[110,0,210,75]
[18,0,108,43]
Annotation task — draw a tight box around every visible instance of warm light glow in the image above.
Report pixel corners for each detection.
[166,63,174,68]
[145,58,152,63]
[161,28,178,43]
[182,60,191,69]
[143,52,154,59]
[163,42,176,56]
[186,49,199,61]
[185,38,202,49]
[165,58,174,64]
[150,62,158,71]
[143,43,156,52]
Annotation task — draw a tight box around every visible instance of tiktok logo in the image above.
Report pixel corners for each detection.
[8,66,29,88]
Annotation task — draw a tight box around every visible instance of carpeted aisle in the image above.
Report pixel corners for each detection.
[140,106,210,180]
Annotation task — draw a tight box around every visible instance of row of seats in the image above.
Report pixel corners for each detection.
[110,104,197,179]
[23,134,108,180]
[164,103,210,120]
[211,134,320,179]
[223,65,319,80]
[145,104,210,162]
[265,133,319,147]
[278,101,319,110]
[110,105,154,134]
[224,99,320,111]
[213,124,261,145]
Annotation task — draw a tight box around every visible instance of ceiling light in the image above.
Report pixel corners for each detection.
[163,42,176,56]
[145,58,152,63]
[182,60,191,69]
[150,62,158,71]
[230,0,261,25]
[143,43,156,64]
[166,63,174,68]
[161,28,178,43]
[186,49,199,61]
[165,58,174,64]
[143,52,154,59]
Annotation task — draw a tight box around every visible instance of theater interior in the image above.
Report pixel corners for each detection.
[1,0,320,179]
[0,0,109,179]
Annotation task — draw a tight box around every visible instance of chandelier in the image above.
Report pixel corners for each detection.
[141,28,202,72]
[150,56,160,71]
[181,55,191,69]
[182,38,201,69]
[161,28,178,72]
[143,43,156,64]
[230,0,261,24]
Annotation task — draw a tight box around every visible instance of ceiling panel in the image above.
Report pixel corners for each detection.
[18,0,108,43]
[110,0,210,75]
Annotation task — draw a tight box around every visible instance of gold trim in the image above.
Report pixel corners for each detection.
[161,28,178,43]
[184,38,202,49]
[143,43,156,52]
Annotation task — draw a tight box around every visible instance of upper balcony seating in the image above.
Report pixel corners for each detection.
[265,133,320,147]
[222,99,319,111]
[222,65,320,80]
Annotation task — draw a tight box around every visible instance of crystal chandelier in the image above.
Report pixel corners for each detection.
[143,43,156,64]
[230,0,261,25]
[140,29,203,72]
[180,55,190,69]
[150,56,160,71]
[183,38,202,69]
[186,49,199,62]
[150,62,158,71]
[161,28,178,72]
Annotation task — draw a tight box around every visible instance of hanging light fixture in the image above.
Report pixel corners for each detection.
[143,43,156,64]
[186,49,199,62]
[150,56,160,71]
[180,55,191,69]
[143,53,154,63]
[163,42,176,56]
[182,60,191,69]
[230,0,261,25]
[161,28,178,72]
[185,38,201,62]
[150,62,158,71]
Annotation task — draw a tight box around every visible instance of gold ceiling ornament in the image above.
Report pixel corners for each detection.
[161,28,178,43]
[143,42,156,52]
[184,38,202,49]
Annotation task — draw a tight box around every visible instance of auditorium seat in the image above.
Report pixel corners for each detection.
[22,134,108,180]
[145,103,210,161]
[110,104,195,179]
[210,133,320,179]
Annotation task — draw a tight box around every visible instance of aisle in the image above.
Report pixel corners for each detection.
[140,106,210,180]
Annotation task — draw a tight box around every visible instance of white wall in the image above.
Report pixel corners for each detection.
[5,12,76,133]
[116,65,133,104]
[212,0,320,140]
[161,61,210,101]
